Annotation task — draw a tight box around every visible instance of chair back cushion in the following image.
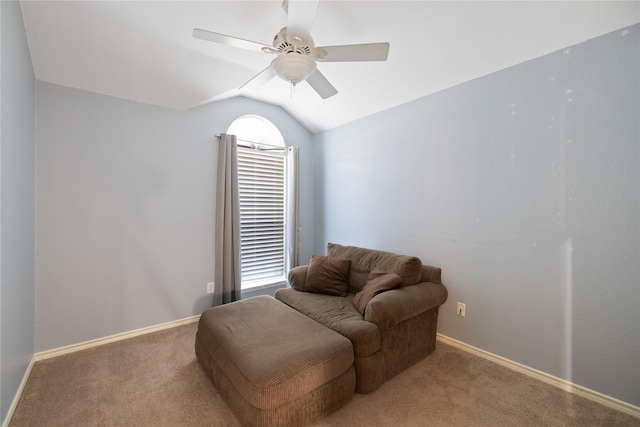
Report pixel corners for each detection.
[327,243,422,293]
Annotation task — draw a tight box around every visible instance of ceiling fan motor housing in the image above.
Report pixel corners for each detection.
[273,27,313,55]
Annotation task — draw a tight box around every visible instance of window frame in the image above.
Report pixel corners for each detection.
[236,146,287,289]
[228,115,288,290]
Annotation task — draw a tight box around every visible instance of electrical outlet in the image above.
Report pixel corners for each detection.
[207,282,215,294]
[457,302,466,317]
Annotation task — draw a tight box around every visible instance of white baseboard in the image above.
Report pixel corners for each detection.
[437,334,640,419]
[34,315,200,361]
[2,357,35,427]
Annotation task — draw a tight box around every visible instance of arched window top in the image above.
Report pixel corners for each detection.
[228,115,285,150]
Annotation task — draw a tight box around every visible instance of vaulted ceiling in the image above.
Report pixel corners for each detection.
[20,1,639,133]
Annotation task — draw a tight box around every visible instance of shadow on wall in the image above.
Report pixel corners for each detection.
[192,283,288,315]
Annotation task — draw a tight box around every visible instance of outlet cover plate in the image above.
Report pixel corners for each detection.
[457,302,466,317]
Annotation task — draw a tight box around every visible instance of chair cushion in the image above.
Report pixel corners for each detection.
[353,268,402,315]
[275,288,381,357]
[327,243,423,293]
[303,255,351,296]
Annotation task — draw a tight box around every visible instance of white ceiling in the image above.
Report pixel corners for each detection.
[20,1,640,133]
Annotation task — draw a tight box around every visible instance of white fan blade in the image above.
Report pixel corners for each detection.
[286,0,319,38]
[305,69,338,99]
[316,42,390,62]
[193,28,270,53]
[240,66,277,91]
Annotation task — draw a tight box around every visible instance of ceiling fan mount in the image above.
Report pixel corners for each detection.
[272,27,314,54]
[193,0,389,99]
[261,27,318,59]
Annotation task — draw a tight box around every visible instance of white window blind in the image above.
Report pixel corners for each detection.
[237,147,286,286]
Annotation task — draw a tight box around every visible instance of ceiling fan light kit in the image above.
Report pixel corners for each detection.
[272,54,317,85]
[193,0,390,99]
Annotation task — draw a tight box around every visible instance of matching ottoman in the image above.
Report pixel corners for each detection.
[195,296,356,427]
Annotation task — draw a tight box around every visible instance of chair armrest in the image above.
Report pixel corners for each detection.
[364,282,448,329]
[421,265,442,284]
[288,265,309,291]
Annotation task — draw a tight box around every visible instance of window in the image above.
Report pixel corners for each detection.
[228,116,288,289]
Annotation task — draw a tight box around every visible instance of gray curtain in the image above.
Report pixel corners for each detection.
[285,146,301,272]
[214,134,241,305]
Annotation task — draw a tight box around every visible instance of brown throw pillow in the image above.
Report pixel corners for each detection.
[304,256,351,296]
[353,268,402,315]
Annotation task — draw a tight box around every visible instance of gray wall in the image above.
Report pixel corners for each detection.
[0,1,36,424]
[35,86,314,352]
[314,25,639,406]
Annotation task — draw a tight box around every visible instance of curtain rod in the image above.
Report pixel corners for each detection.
[216,134,285,151]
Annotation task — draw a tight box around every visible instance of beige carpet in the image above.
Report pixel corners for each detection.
[10,322,639,427]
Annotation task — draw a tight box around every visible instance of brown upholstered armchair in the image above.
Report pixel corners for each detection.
[275,243,448,393]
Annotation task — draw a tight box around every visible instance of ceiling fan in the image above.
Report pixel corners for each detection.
[193,0,390,99]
